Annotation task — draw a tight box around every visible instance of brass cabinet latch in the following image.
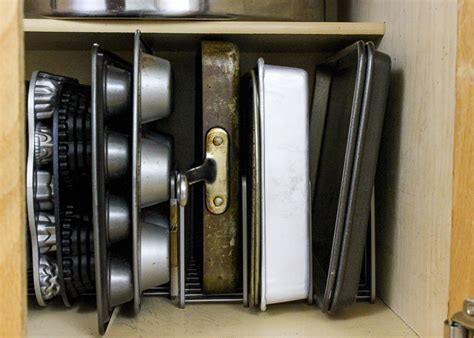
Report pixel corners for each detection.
[177,127,229,215]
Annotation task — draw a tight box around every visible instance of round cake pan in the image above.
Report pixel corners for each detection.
[105,129,130,181]
[140,52,173,123]
[106,193,131,244]
[108,254,133,308]
[105,65,131,118]
[140,136,171,207]
[140,218,170,292]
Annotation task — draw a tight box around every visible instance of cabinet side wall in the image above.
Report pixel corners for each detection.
[449,0,474,319]
[340,0,456,336]
[0,0,26,336]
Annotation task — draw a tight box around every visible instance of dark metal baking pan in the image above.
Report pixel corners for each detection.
[311,41,367,312]
[328,42,391,313]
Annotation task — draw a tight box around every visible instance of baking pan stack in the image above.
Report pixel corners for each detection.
[26,35,391,335]
[242,41,391,311]
[92,33,174,333]
[26,31,176,334]
[310,41,391,313]
[27,72,95,307]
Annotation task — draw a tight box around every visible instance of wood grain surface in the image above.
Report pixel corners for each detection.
[23,19,385,35]
[449,0,474,319]
[0,0,26,336]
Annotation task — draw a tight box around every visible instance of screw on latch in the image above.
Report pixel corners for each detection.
[464,299,474,316]
[214,196,224,207]
[213,136,224,146]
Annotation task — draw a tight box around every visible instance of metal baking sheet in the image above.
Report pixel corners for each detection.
[311,41,367,312]
[246,69,261,307]
[30,0,328,21]
[329,42,391,313]
[91,44,133,334]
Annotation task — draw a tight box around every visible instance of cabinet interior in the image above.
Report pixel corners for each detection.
[25,28,423,337]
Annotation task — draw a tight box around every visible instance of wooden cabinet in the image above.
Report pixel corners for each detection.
[0,0,25,337]
[1,0,472,336]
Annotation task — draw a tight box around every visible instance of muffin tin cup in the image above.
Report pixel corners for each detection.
[105,129,130,181]
[108,254,133,308]
[106,193,131,244]
[105,65,131,119]
[140,219,170,292]
[140,52,173,123]
[140,136,172,208]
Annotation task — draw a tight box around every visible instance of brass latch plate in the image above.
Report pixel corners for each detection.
[205,127,229,215]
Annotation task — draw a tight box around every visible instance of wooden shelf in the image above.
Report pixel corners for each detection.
[24,19,385,52]
[24,18,385,35]
[28,298,416,337]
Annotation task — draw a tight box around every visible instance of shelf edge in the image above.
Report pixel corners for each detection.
[24,19,385,35]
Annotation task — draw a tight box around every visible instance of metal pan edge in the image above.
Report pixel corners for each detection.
[26,71,45,306]
[91,44,109,335]
[257,58,267,312]
[132,30,141,315]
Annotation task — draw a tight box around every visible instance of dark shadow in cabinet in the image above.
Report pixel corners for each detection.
[374,69,405,294]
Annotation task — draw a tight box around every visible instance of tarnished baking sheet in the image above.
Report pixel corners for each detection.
[200,41,241,294]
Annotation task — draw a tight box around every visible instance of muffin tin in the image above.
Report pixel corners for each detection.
[90,32,175,333]
[91,44,134,333]
[26,32,175,334]
[132,30,173,313]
